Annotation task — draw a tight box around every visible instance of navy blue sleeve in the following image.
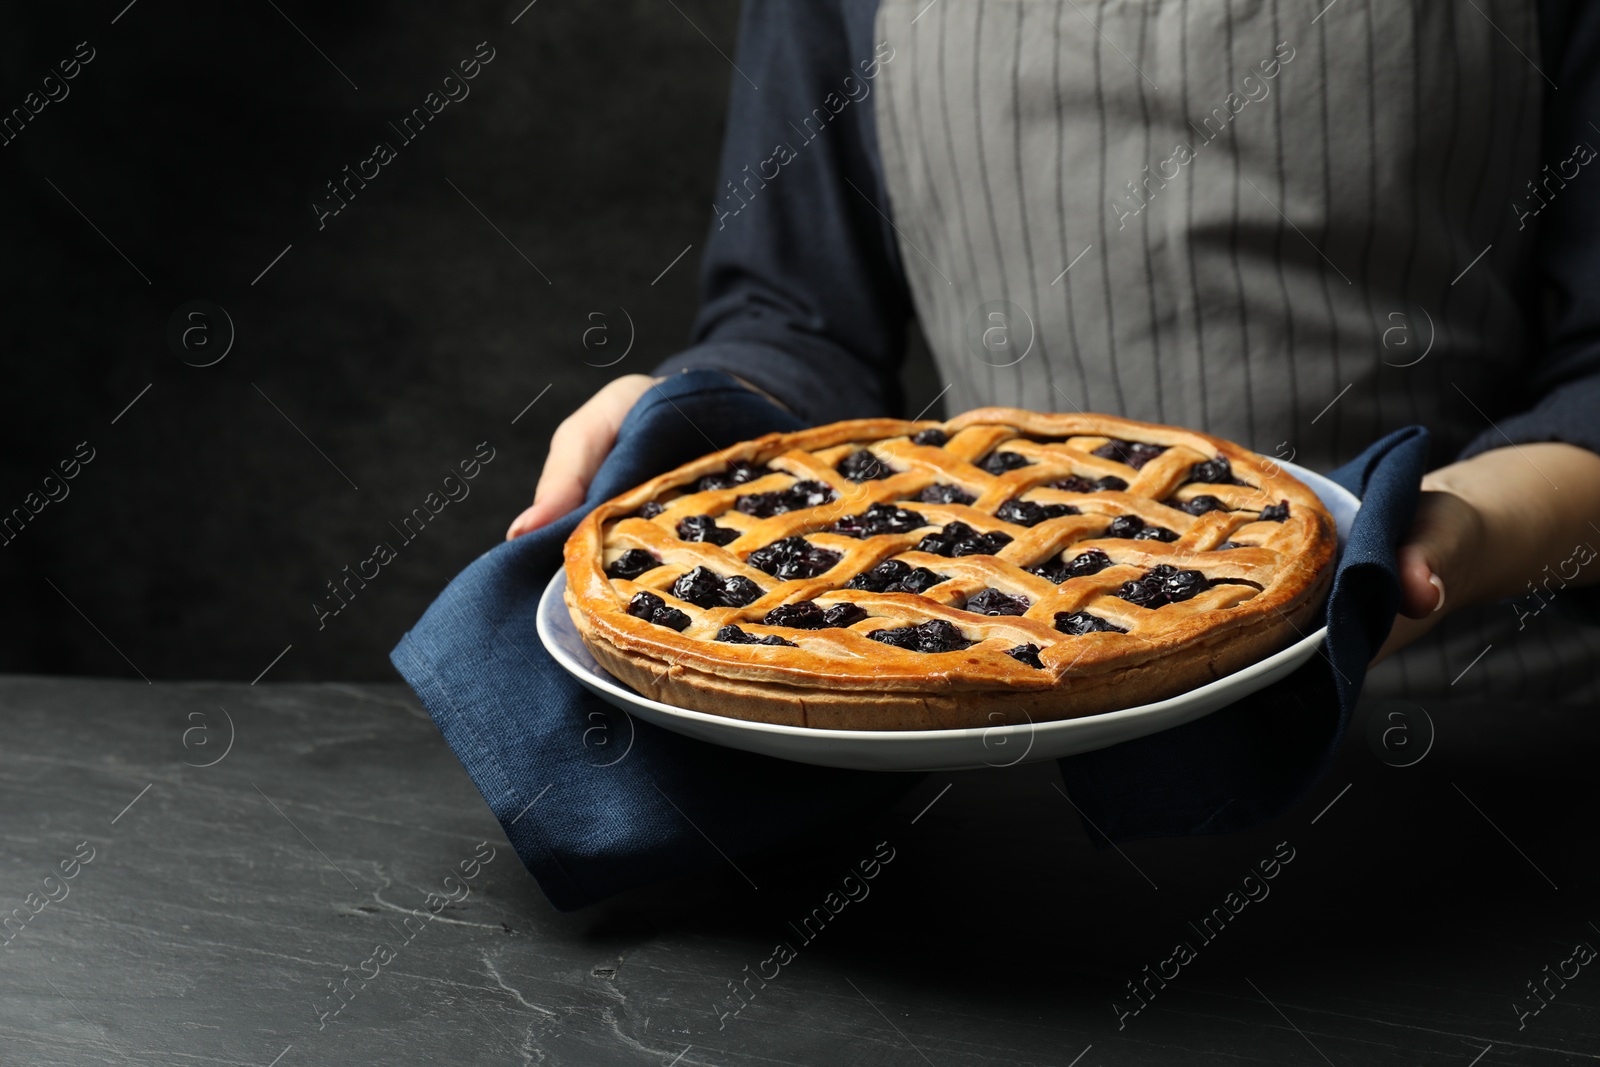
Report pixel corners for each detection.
[652,0,910,423]
[1462,0,1600,460]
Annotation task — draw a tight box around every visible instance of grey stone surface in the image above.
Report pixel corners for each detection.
[2,675,1597,1065]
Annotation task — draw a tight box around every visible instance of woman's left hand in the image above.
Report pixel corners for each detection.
[1375,489,1485,661]
[1374,442,1600,662]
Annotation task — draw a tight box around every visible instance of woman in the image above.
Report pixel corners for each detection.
[511,0,1600,703]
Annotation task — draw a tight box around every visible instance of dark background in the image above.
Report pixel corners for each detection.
[1,0,936,683]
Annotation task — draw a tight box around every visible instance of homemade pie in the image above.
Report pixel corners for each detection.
[563,408,1336,730]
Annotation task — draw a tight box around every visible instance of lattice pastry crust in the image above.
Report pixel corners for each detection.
[563,409,1336,730]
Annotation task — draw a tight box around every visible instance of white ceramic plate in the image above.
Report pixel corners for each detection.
[536,461,1359,771]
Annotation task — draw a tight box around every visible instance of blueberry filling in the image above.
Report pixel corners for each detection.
[715,625,795,647]
[606,549,661,581]
[1052,474,1128,493]
[979,450,1033,475]
[1111,578,1164,608]
[735,480,837,518]
[1103,515,1179,542]
[916,483,977,506]
[1259,500,1290,522]
[1068,548,1114,575]
[911,428,949,446]
[677,514,739,546]
[761,601,828,629]
[634,501,664,519]
[846,559,949,594]
[1004,643,1045,669]
[1156,566,1211,601]
[1176,495,1228,516]
[720,574,764,606]
[1091,439,1167,469]
[695,461,771,492]
[1054,611,1127,635]
[746,536,842,580]
[626,591,692,632]
[1185,456,1246,486]
[963,588,1030,616]
[670,566,722,608]
[995,497,1080,527]
[1030,547,1113,584]
[1113,564,1212,608]
[832,503,928,539]
[916,521,1014,557]
[1218,540,1250,550]
[670,566,763,609]
[761,600,868,629]
[1103,515,1144,539]
[868,619,973,653]
[837,449,891,482]
[822,602,869,627]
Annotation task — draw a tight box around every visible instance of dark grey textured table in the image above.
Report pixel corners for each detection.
[2,675,1597,1066]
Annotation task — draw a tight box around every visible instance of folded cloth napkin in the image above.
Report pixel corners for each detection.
[1057,424,1430,843]
[392,371,918,911]
[393,369,1429,909]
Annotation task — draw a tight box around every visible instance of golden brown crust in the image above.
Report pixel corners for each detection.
[562,409,1337,731]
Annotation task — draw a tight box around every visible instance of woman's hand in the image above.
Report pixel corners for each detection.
[1376,489,1485,659]
[1375,442,1600,661]
[505,374,661,540]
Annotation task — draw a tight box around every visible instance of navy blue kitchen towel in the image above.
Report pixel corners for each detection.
[393,369,1429,909]
[391,371,919,911]
[1056,424,1431,843]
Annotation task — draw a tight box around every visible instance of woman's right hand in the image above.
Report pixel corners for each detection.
[505,374,660,540]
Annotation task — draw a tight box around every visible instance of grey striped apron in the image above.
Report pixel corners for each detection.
[872,0,1600,707]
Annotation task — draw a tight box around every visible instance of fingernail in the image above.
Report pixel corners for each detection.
[1428,572,1446,614]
